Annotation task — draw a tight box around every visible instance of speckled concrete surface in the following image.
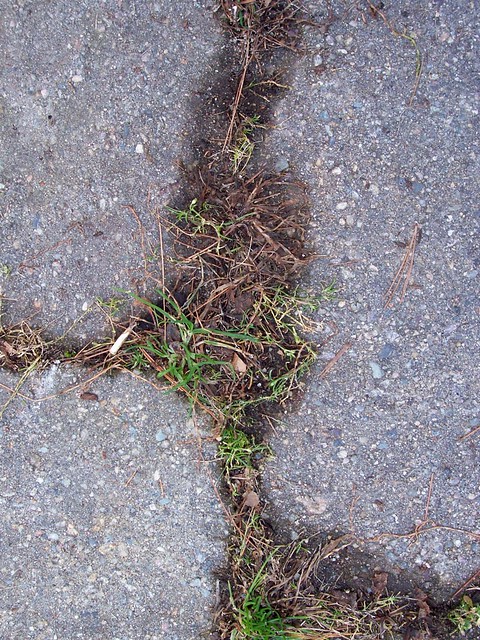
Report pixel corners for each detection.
[0,367,225,639]
[0,0,224,341]
[1,0,479,635]
[262,0,479,600]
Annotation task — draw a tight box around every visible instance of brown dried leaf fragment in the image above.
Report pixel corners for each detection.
[243,490,260,508]
[80,392,99,402]
[372,571,389,596]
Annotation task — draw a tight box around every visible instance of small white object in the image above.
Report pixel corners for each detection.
[109,325,135,355]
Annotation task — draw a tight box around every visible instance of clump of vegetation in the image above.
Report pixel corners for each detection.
[447,596,480,636]
[231,115,261,174]
[0,321,50,372]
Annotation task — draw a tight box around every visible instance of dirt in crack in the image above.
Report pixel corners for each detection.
[0,2,473,639]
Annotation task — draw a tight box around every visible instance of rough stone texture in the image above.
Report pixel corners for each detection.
[1,1,479,637]
[0,367,225,639]
[262,0,479,600]
[0,0,224,341]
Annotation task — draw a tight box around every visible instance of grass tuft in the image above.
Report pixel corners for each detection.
[0,321,50,372]
[447,596,480,636]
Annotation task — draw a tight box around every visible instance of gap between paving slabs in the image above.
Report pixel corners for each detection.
[0,1,477,639]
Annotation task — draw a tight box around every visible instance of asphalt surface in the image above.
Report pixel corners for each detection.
[0,0,478,637]
[0,367,225,640]
[0,0,224,342]
[262,0,479,602]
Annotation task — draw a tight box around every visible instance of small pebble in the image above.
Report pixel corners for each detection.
[135,143,144,154]
[379,344,395,360]
[369,361,384,379]
[275,157,289,172]
[336,202,348,210]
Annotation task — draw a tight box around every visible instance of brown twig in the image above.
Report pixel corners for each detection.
[365,1,423,106]
[450,568,480,601]
[384,222,422,309]
[124,466,140,487]
[459,424,480,442]
[223,38,251,151]
[18,237,72,271]
[319,341,353,379]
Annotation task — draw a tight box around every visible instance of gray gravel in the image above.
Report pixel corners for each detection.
[0,0,224,341]
[262,0,479,601]
[0,367,225,639]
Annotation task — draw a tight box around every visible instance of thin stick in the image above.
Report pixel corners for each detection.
[450,568,480,601]
[365,1,423,106]
[124,466,140,487]
[384,222,421,309]
[0,356,41,419]
[125,205,149,277]
[319,341,353,379]
[223,38,251,151]
[459,424,480,441]
[423,473,435,522]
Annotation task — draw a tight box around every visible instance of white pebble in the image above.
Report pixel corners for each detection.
[135,143,144,154]
[336,202,348,210]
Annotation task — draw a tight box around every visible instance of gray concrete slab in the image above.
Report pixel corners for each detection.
[0,0,223,341]
[262,0,479,600]
[0,367,225,639]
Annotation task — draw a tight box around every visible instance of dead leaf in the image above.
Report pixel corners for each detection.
[80,392,98,401]
[0,340,16,356]
[415,589,431,619]
[232,353,247,375]
[372,572,389,596]
[244,490,260,508]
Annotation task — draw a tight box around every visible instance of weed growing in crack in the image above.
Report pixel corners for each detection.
[0,321,51,372]
[447,596,480,636]
[231,115,261,175]
[218,426,270,489]
[96,296,124,317]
